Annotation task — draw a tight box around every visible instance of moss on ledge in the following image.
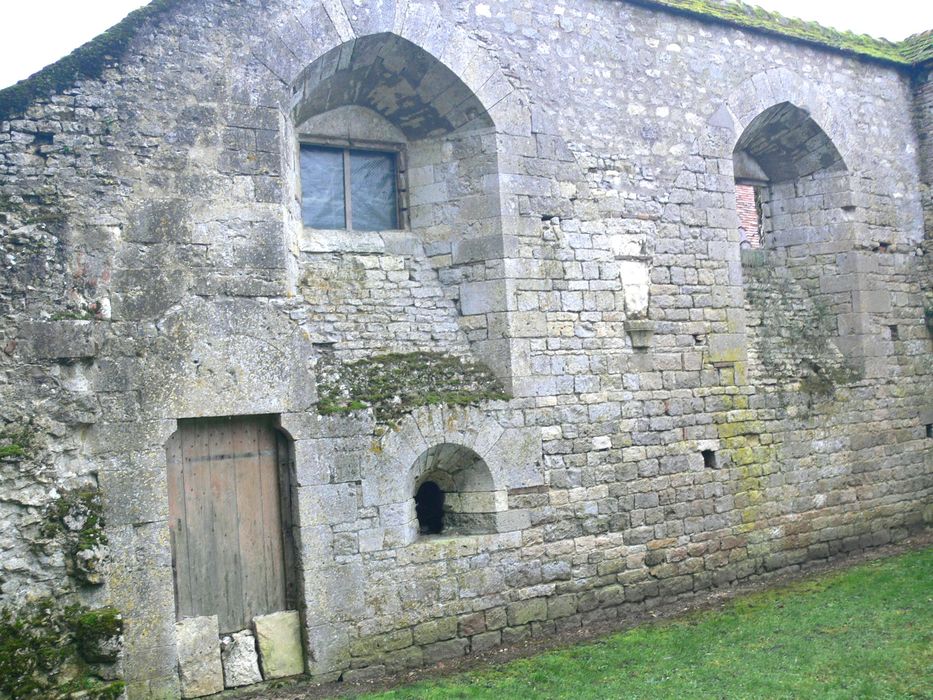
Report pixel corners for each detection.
[0,0,180,122]
[0,423,40,461]
[42,488,109,586]
[317,351,509,426]
[0,598,123,699]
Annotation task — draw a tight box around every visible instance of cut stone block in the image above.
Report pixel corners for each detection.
[221,630,263,688]
[175,615,223,699]
[254,610,305,679]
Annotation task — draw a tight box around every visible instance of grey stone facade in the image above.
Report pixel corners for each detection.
[0,1,930,697]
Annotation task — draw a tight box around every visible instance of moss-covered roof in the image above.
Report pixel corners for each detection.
[0,0,931,123]
[0,0,181,122]
[630,0,932,67]
[899,30,933,65]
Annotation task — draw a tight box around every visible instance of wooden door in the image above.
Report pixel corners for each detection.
[166,415,291,633]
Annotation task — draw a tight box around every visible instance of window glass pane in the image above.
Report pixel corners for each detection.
[300,146,346,229]
[350,150,398,231]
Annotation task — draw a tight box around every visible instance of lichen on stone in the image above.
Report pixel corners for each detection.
[317,351,509,426]
[744,256,859,396]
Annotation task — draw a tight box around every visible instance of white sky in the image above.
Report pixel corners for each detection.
[1,1,931,90]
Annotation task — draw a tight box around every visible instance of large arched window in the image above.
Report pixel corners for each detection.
[733,102,864,366]
[733,101,847,250]
[286,33,514,387]
[289,33,501,245]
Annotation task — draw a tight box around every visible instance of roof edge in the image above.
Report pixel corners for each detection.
[626,0,929,69]
[0,0,931,124]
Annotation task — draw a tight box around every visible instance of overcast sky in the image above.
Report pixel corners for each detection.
[1,1,931,90]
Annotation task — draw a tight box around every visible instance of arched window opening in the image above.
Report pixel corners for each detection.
[411,443,503,537]
[290,33,500,241]
[733,101,866,370]
[732,101,847,252]
[287,33,511,386]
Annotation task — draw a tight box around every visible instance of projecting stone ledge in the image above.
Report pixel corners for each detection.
[624,319,656,349]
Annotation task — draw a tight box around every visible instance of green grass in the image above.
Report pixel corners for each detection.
[353,547,933,699]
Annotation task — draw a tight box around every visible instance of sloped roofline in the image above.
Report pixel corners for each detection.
[0,0,182,122]
[631,0,932,67]
[0,0,930,123]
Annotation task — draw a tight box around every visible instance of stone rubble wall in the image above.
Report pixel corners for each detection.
[0,0,930,697]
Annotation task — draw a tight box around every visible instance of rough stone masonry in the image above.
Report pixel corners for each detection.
[0,0,931,697]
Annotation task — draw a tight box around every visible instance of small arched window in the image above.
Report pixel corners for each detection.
[411,443,503,537]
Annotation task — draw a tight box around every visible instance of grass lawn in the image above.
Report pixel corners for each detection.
[352,547,932,699]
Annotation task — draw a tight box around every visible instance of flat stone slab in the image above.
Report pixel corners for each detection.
[221,629,263,688]
[175,615,223,699]
[254,610,305,678]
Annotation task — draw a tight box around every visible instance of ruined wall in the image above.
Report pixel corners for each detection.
[0,0,930,697]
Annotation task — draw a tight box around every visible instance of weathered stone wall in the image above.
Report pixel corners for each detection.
[0,1,930,697]
[913,63,933,239]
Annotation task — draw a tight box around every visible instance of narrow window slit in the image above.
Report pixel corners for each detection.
[702,450,717,469]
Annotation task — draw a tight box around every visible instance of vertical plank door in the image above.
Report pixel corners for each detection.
[167,415,288,633]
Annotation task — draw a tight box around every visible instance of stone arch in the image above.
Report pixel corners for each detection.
[360,406,541,533]
[702,69,863,226]
[734,101,846,183]
[222,1,589,397]
[732,100,854,249]
[730,99,866,366]
[291,33,495,138]
[289,32,504,244]
[411,443,503,535]
[241,0,525,135]
[230,0,578,395]
[277,17,523,387]
[720,67,861,173]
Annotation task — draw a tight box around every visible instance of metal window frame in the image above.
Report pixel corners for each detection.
[298,137,408,231]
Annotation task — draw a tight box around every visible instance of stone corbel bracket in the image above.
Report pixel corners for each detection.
[624,318,656,350]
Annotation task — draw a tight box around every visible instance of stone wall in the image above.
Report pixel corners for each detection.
[0,1,930,697]
[913,63,933,239]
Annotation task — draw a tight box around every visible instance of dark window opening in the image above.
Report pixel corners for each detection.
[889,325,899,341]
[702,449,717,469]
[415,481,445,535]
[33,131,54,145]
[926,424,932,439]
[300,144,399,231]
